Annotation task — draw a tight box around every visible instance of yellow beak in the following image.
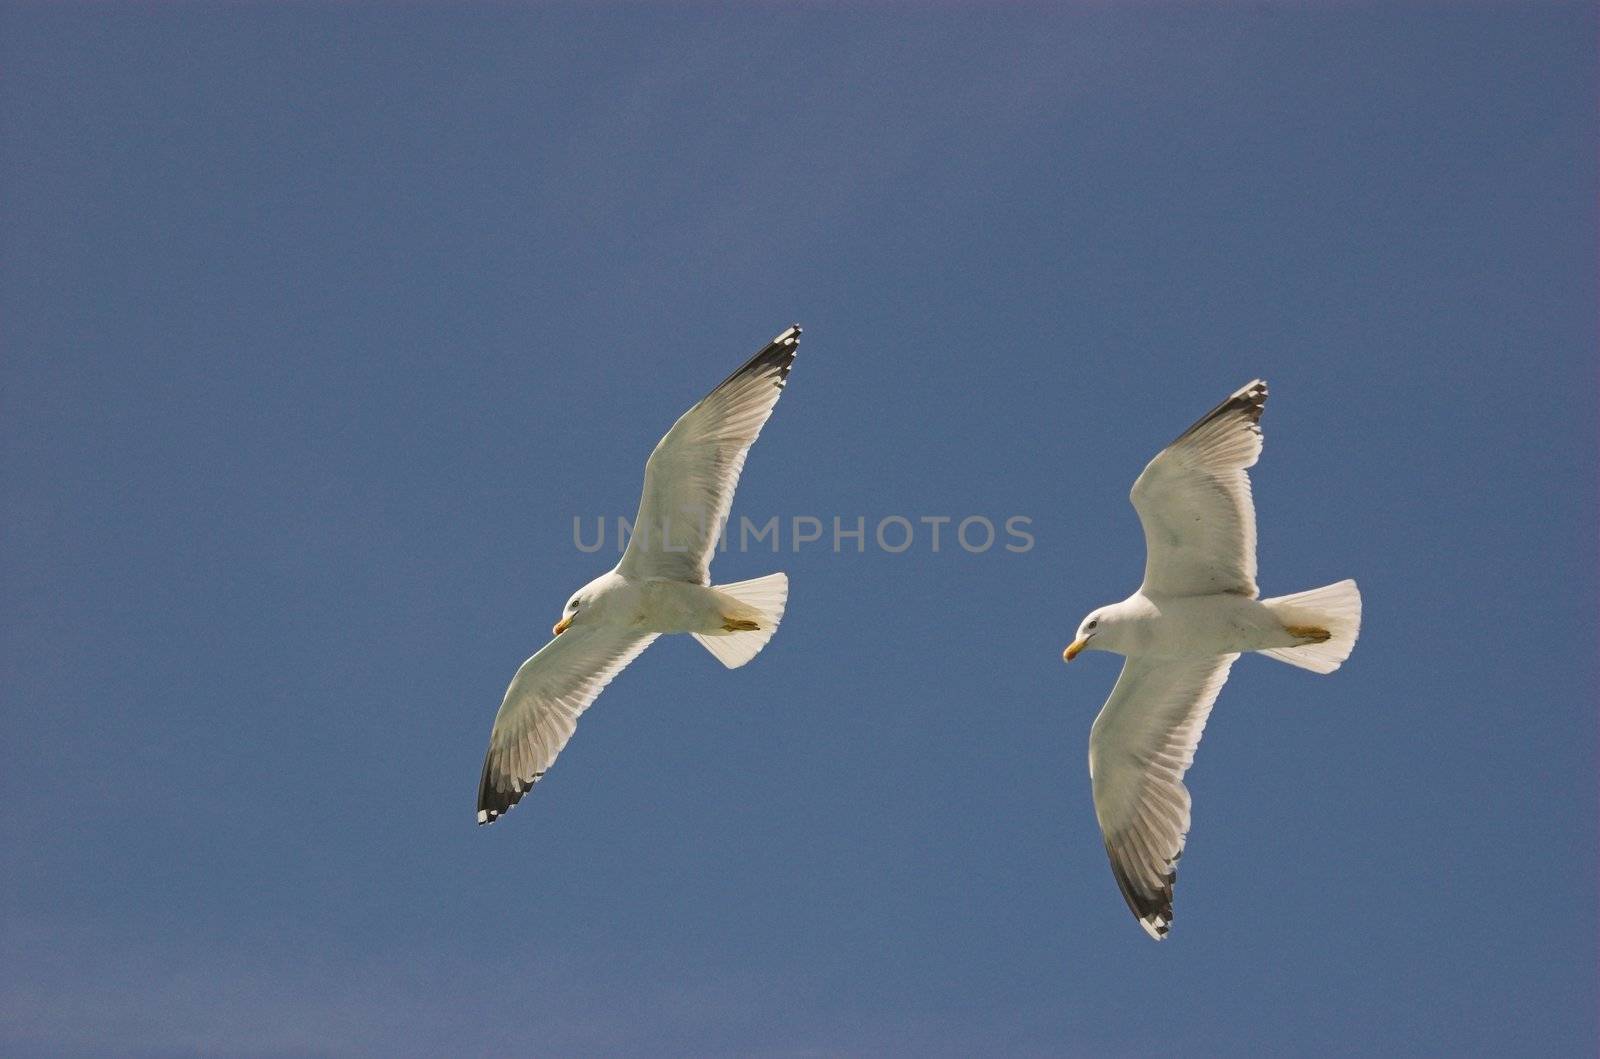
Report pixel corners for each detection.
[1063,638,1088,663]
[552,616,573,636]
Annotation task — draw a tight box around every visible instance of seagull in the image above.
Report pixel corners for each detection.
[1061,380,1361,939]
[475,325,801,826]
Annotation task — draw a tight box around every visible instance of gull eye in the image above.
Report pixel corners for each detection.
[1087,618,1099,630]
[568,600,580,612]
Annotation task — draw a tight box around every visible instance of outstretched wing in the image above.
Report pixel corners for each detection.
[1088,653,1238,939]
[1130,380,1267,598]
[617,325,800,585]
[476,626,658,825]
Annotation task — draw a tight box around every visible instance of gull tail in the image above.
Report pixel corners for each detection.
[1260,579,1362,674]
[694,572,788,669]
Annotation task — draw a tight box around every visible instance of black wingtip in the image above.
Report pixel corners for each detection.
[709,325,802,395]
[475,750,543,827]
[1174,378,1268,444]
[1231,378,1268,425]
[1106,838,1179,940]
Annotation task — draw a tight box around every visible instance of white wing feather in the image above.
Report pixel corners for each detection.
[1130,379,1267,598]
[476,626,658,824]
[1089,654,1238,939]
[617,326,799,585]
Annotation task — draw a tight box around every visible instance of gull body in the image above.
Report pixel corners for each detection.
[1062,379,1362,940]
[1073,591,1315,661]
[556,570,769,638]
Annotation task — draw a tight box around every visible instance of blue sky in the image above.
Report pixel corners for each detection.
[2,3,1595,1055]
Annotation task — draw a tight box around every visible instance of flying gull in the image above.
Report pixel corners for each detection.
[1062,380,1361,938]
[476,325,801,825]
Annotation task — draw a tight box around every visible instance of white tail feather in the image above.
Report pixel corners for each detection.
[1260,578,1362,674]
[693,572,788,669]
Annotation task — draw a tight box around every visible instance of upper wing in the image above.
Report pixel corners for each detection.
[617,326,800,585]
[476,625,658,825]
[1088,653,1239,939]
[1130,379,1267,598]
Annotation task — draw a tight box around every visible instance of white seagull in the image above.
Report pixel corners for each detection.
[1062,380,1361,939]
[476,325,801,825]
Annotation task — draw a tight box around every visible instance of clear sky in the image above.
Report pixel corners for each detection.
[2,3,1595,1056]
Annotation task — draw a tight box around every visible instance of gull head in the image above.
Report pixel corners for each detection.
[552,573,617,636]
[1064,608,1111,663]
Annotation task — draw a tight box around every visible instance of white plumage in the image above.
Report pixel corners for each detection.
[476,326,801,826]
[618,329,799,586]
[1064,380,1362,939]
